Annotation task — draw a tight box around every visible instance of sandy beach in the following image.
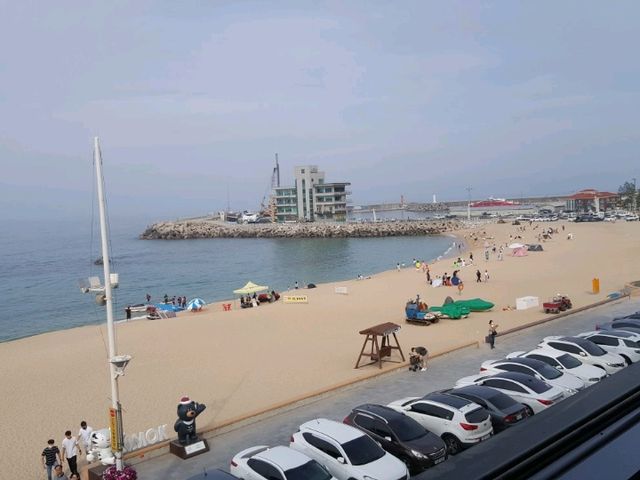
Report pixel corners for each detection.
[3,220,640,479]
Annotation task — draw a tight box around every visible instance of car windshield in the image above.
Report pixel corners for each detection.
[534,363,562,379]
[488,392,517,410]
[342,435,385,466]
[558,353,582,369]
[578,340,606,356]
[465,407,489,423]
[388,416,427,442]
[525,377,552,394]
[285,460,333,480]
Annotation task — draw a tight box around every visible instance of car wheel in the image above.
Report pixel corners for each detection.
[442,434,462,455]
[621,355,632,366]
[525,405,534,416]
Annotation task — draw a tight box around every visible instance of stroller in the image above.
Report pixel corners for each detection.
[409,346,428,372]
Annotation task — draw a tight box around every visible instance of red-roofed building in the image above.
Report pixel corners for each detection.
[566,189,618,213]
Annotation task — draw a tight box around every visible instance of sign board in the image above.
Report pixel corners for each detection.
[184,440,207,455]
[109,408,120,451]
[123,424,169,452]
[283,295,308,304]
[334,286,348,295]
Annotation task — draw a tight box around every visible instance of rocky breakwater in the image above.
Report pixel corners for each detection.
[140,220,460,239]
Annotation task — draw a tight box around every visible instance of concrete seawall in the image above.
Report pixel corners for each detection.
[140,219,460,239]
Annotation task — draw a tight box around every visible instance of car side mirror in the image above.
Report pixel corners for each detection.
[384,436,392,442]
[579,352,587,357]
[555,365,562,370]
[337,456,346,464]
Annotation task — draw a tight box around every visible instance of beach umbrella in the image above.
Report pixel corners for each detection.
[186,298,206,311]
[508,243,525,249]
[233,281,269,295]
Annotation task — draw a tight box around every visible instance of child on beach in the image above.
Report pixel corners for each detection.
[409,347,428,371]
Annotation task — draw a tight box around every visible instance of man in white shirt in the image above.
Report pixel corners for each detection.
[61,430,80,477]
[78,421,93,459]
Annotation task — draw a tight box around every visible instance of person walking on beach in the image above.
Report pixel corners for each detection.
[476,269,482,282]
[484,269,490,282]
[125,306,131,320]
[42,439,62,480]
[488,320,498,349]
[61,430,80,477]
[77,421,93,460]
[146,293,151,303]
[396,262,401,271]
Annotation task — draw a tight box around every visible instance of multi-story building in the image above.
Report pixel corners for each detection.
[565,189,618,213]
[274,165,350,222]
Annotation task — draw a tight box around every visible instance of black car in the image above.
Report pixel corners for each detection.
[442,385,530,433]
[614,313,640,321]
[344,403,447,474]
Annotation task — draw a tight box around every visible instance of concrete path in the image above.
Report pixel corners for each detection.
[135,297,640,479]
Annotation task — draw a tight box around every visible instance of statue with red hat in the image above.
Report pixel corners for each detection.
[174,395,207,446]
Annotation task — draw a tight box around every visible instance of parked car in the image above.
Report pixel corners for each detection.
[387,392,493,455]
[508,349,607,386]
[455,371,565,416]
[480,357,585,395]
[615,312,640,320]
[596,318,640,335]
[440,385,530,433]
[538,336,626,375]
[344,404,448,474]
[289,418,409,480]
[576,331,640,365]
[230,445,336,480]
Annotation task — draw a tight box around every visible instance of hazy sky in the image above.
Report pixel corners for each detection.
[1,1,639,221]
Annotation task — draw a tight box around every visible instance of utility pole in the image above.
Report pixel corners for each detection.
[633,178,637,213]
[93,138,130,471]
[466,186,472,221]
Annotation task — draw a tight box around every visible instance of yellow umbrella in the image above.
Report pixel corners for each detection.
[233,281,269,295]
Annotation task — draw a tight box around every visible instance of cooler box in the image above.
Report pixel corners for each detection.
[516,296,539,310]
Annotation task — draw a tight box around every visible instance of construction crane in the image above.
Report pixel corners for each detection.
[259,153,280,221]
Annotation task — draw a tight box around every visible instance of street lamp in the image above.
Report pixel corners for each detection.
[81,138,130,472]
[466,186,472,221]
[633,178,637,213]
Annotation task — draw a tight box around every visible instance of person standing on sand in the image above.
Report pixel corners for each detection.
[77,421,93,460]
[125,306,131,320]
[476,269,482,282]
[42,439,62,480]
[488,320,498,349]
[484,270,490,282]
[61,430,80,477]
[396,263,401,271]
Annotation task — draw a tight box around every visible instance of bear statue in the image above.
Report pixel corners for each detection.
[86,429,116,465]
[174,396,207,445]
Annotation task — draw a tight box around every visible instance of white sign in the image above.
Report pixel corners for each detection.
[122,424,169,452]
[334,286,348,295]
[184,440,206,455]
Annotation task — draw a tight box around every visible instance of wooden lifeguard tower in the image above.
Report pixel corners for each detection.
[355,322,405,369]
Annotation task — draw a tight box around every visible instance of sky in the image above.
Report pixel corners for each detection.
[1,1,639,221]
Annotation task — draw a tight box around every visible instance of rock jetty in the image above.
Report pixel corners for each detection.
[140,219,459,240]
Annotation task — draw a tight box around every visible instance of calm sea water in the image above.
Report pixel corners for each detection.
[0,216,454,342]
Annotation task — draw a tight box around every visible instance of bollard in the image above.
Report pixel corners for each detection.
[592,278,600,294]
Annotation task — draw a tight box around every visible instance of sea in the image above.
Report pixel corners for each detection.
[0,212,456,343]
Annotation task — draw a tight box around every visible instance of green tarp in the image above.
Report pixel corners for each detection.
[429,304,471,319]
[453,298,495,311]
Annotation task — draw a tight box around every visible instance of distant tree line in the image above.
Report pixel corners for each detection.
[618,180,639,210]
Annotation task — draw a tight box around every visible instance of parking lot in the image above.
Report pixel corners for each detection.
[136,296,640,479]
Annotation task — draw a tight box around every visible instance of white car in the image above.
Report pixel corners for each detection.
[455,371,565,415]
[387,392,493,455]
[576,330,640,365]
[230,445,336,480]
[480,357,585,395]
[538,336,626,375]
[509,349,607,386]
[290,418,408,480]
